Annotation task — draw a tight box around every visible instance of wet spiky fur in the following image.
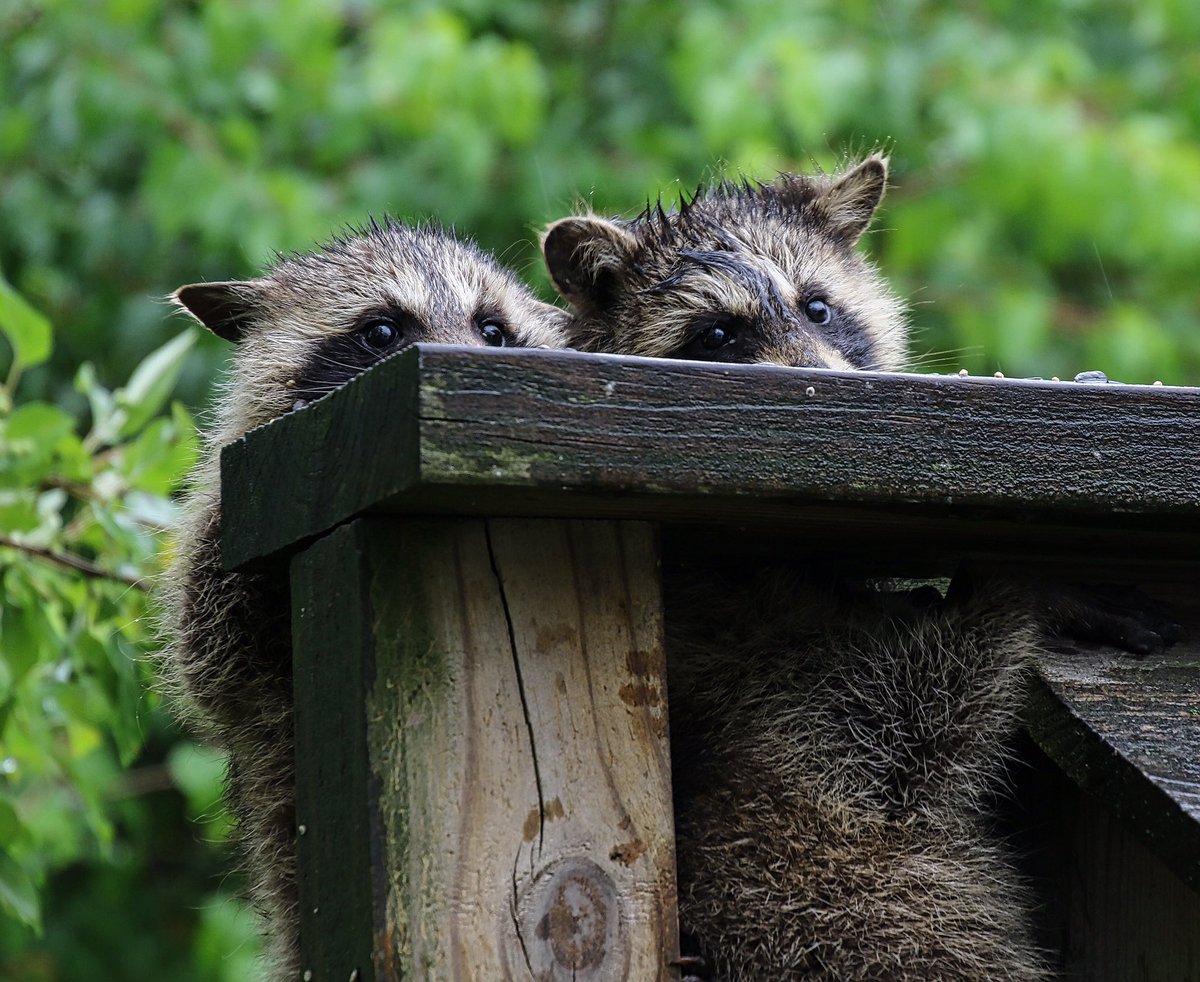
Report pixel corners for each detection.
[667,567,1050,980]
[543,154,907,371]
[543,158,1054,979]
[160,220,567,980]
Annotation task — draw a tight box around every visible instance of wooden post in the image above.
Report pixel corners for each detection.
[291,517,677,981]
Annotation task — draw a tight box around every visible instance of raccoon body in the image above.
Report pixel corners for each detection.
[667,567,1050,980]
[162,220,567,979]
[543,158,1054,980]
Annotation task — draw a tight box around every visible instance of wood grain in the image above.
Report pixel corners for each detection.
[291,517,677,981]
[1061,791,1200,980]
[1028,607,1200,892]
[221,345,1200,569]
[1019,745,1200,981]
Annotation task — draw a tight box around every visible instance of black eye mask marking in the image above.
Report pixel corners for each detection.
[669,314,766,363]
[813,307,876,369]
[291,309,423,406]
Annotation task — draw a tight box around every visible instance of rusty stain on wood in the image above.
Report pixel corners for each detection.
[523,807,540,843]
[626,648,655,677]
[618,680,662,709]
[609,839,647,866]
[536,624,579,649]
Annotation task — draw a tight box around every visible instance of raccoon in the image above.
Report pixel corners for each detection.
[542,158,1177,979]
[664,568,1053,980]
[161,220,568,980]
[543,154,906,371]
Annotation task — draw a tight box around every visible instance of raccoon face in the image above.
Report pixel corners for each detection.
[262,301,522,408]
[543,155,908,373]
[172,220,568,431]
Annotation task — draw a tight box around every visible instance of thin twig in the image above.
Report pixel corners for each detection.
[40,476,96,499]
[109,763,179,801]
[0,535,148,590]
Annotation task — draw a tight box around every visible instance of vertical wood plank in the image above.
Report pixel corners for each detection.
[1061,796,1200,980]
[1018,740,1200,981]
[292,522,377,982]
[292,517,677,980]
[482,519,677,980]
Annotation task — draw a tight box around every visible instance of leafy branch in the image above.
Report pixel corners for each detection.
[0,535,147,590]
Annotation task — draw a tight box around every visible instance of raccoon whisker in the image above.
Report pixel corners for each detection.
[906,345,984,372]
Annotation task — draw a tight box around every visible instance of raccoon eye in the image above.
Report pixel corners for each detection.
[673,315,750,362]
[358,317,401,350]
[804,298,832,325]
[479,320,508,347]
[700,322,735,350]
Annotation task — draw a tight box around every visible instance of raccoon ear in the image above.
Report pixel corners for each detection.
[542,217,638,310]
[171,281,263,344]
[813,154,889,246]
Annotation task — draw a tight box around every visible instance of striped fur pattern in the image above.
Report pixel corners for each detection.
[543,154,907,371]
[160,220,567,980]
[543,159,1052,979]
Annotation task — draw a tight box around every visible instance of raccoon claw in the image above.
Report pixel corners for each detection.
[904,584,945,609]
[673,956,710,982]
[1043,583,1185,657]
[673,933,711,981]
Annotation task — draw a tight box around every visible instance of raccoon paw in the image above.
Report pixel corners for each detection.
[946,563,1185,657]
[1043,582,1186,657]
[673,933,712,981]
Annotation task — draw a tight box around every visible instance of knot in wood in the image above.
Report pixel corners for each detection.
[510,856,626,979]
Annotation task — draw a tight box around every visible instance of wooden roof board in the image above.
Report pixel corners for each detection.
[1030,633,1200,891]
[221,345,1200,569]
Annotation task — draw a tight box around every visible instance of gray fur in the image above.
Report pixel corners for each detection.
[668,567,1049,979]
[160,220,567,980]
[543,154,907,371]
[544,159,1052,979]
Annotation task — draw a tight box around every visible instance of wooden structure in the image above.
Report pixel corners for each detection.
[222,345,1200,980]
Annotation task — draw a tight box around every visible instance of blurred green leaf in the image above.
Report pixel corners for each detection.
[166,743,230,834]
[114,330,197,441]
[4,404,75,445]
[75,363,119,450]
[0,606,41,692]
[0,273,52,371]
[0,854,37,931]
[0,799,21,845]
[0,855,39,931]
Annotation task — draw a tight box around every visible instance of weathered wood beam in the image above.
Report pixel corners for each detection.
[291,517,677,981]
[222,345,1200,570]
[1027,614,1200,892]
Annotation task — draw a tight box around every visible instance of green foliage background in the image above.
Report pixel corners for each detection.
[2,0,1199,976]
